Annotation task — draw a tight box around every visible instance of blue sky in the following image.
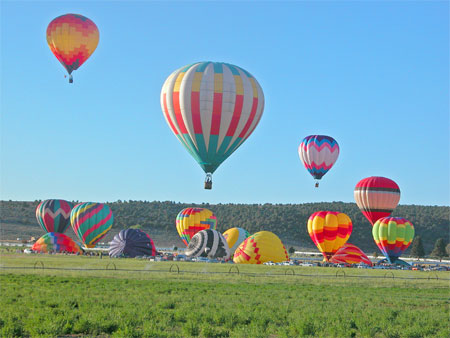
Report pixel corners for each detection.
[1,1,448,206]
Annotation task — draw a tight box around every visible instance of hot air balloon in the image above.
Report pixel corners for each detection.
[307,211,352,261]
[109,229,158,258]
[298,135,339,187]
[32,232,82,254]
[185,229,230,260]
[176,208,217,246]
[36,199,73,233]
[329,243,372,266]
[70,202,113,248]
[354,176,400,226]
[372,217,414,264]
[233,231,289,264]
[223,227,250,254]
[161,62,265,189]
[46,14,99,83]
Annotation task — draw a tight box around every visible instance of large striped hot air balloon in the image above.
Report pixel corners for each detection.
[176,208,217,246]
[307,211,353,261]
[161,61,264,189]
[298,135,339,187]
[35,199,73,233]
[32,232,82,254]
[46,14,99,83]
[70,202,113,248]
[372,217,414,264]
[329,243,372,266]
[233,231,289,264]
[354,176,400,226]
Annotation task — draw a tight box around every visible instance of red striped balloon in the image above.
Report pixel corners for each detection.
[354,176,400,226]
[329,243,372,266]
[160,62,264,186]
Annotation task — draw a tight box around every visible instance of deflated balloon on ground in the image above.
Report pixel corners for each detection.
[329,243,372,266]
[109,229,158,258]
[233,231,289,264]
[32,232,82,254]
[185,229,230,260]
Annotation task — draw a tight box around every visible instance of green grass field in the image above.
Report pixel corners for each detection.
[1,253,449,337]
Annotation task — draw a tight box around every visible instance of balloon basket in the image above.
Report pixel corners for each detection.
[315,182,319,188]
[204,173,212,190]
[69,74,73,83]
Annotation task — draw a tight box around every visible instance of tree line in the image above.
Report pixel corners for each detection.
[1,200,448,256]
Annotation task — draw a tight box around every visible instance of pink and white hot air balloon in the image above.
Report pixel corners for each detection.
[298,135,340,187]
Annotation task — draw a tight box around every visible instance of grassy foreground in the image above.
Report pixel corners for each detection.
[1,254,449,337]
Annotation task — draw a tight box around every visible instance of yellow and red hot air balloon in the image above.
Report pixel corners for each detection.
[223,227,250,254]
[233,231,289,264]
[46,14,99,83]
[176,208,217,246]
[354,176,400,226]
[161,62,264,189]
[307,211,352,261]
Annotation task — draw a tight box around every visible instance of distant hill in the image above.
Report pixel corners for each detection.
[1,200,448,254]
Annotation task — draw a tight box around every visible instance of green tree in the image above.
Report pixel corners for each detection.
[288,247,295,255]
[446,243,450,257]
[372,252,379,259]
[410,236,425,259]
[431,238,447,261]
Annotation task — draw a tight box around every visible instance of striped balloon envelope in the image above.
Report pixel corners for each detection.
[307,211,353,261]
[372,217,414,264]
[70,202,114,248]
[35,199,73,233]
[32,232,82,254]
[161,62,264,188]
[46,14,99,83]
[233,231,289,264]
[329,243,372,266]
[354,176,400,226]
[298,135,339,186]
[185,229,230,260]
[176,208,217,246]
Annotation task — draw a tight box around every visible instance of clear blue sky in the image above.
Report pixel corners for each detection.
[1,1,448,206]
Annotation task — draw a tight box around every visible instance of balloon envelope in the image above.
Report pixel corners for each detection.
[46,14,99,80]
[223,227,250,254]
[234,231,289,264]
[185,229,230,260]
[109,229,157,258]
[372,217,414,263]
[161,61,264,176]
[299,135,339,181]
[307,211,352,261]
[329,243,372,266]
[70,202,114,248]
[176,208,217,246]
[36,199,73,233]
[32,232,82,254]
[354,176,400,225]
